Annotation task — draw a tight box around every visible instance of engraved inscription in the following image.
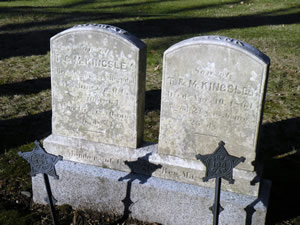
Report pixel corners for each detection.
[166,77,256,97]
[51,26,145,148]
[53,53,129,70]
[194,35,245,47]
[70,151,97,161]
[159,38,269,171]
[160,167,200,180]
[162,69,259,142]
[74,24,127,34]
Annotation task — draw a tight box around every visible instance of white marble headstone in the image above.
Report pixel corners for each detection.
[159,36,270,171]
[50,24,146,148]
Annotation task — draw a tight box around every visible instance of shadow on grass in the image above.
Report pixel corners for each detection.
[117,11,300,39]
[0,77,50,96]
[0,28,63,60]
[145,89,161,113]
[0,110,51,153]
[0,4,299,59]
[259,117,300,224]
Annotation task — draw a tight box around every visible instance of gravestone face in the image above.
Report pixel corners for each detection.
[159,36,270,171]
[51,24,146,148]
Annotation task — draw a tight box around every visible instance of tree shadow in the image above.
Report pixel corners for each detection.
[257,117,300,224]
[0,111,51,153]
[0,77,50,96]
[116,11,300,39]
[237,117,300,224]
[0,4,299,59]
[0,28,63,60]
[166,0,240,14]
[0,77,52,153]
[115,153,162,224]
[87,0,178,11]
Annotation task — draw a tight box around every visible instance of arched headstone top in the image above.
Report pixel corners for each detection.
[51,24,146,50]
[165,35,270,65]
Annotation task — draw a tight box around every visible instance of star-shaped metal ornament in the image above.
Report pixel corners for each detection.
[18,140,63,179]
[196,141,245,184]
[196,141,246,225]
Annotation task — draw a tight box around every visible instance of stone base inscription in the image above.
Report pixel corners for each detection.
[44,135,260,196]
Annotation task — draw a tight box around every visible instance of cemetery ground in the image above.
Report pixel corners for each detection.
[0,0,299,224]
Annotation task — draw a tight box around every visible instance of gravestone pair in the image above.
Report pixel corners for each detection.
[33,24,270,225]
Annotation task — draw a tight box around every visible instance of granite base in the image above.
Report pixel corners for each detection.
[32,160,270,225]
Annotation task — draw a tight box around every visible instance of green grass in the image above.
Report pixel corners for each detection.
[0,0,299,224]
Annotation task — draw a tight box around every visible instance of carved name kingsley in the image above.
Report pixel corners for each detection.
[51,24,146,148]
[158,36,270,171]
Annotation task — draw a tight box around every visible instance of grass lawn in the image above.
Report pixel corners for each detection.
[0,0,299,224]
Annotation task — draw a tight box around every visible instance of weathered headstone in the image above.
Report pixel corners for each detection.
[159,35,270,172]
[44,33,269,196]
[43,24,156,177]
[51,24,146,148]
[33,32,271,225]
